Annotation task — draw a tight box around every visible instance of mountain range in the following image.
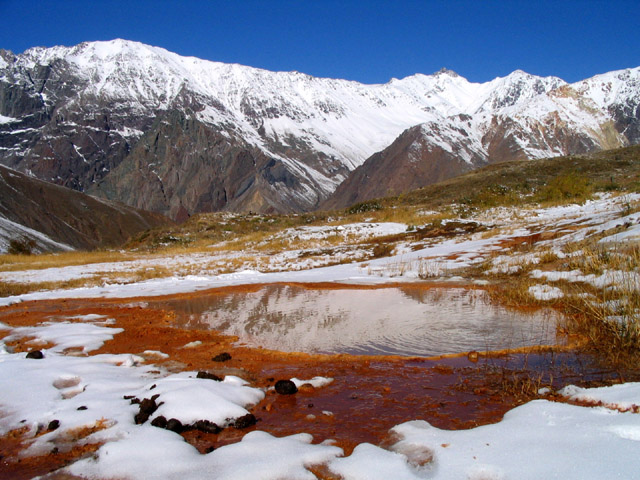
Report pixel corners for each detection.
[1,39,638,220]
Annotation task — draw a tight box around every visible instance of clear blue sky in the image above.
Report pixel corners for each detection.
[1,0,638,84]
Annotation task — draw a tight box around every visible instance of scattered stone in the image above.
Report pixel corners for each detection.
[47,420,60,431]
[151,415,168,429]
[193,419,221,434]
[149,384,156,390]
[77,406,88,411]
[197,371,223,381]
[26,350,44,359]
[467,351,479,363]
[124,395,137,401]
[166,418,184,433]
[233,413,256,429]
[135,395,160,424]
[212,352,232,362]
[274,379,298,395]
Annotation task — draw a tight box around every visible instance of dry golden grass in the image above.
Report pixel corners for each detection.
[0,250,130,272]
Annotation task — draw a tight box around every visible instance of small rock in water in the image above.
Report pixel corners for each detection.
[467,351,479,362]
[233,413,256,429]
[212,352,232,362]
[275,379,298,395]
[26,350,44,359]
[47,420,60,431]
[197,371,222,381]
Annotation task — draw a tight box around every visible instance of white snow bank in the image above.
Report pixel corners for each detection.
[68,429,342,480]
[0,323,266,459]
[559,382,640,412]
[139,372,264,427]
[329,400,640,480]
[5,321,123,353]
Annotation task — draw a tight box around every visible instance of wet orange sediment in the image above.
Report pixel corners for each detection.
[0,283,632,478]
[0,421,108,480]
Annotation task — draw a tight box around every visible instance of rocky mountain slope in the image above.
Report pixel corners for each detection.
[0,39,638,217]
[0,164,170,252]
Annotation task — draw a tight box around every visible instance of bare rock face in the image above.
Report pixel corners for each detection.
[0,164,169,251]
[87,110,316,220]
[323,121,485,209]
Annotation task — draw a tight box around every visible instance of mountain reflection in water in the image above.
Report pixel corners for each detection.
[162,285,561,357]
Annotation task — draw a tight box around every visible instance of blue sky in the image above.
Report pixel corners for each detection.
[1,0,638,84]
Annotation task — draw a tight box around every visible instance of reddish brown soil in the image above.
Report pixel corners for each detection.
[0,283,625,479]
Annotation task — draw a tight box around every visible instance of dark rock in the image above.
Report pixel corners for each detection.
[134,411,150,425]
[151,415,168,429]
[135,396,160,424]
[77,406,88,411]
[233,413,256,429]
[139,397,159,415]
[165,418,184,433]
[26,350,44,359]
[274,379,298,395]
[123,395,137,401]
[197,371,222,381]
[47,420,60,431]
[212,352,232,362]
[205,446,215,454]
[193,420,221,434]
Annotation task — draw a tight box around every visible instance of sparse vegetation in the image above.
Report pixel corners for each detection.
[7,237,36,255]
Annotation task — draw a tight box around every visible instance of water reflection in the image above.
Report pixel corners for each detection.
[160,285,561,357]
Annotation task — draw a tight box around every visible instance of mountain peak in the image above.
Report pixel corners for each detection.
[435,67,460,77]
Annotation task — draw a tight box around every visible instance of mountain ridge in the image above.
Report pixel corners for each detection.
[1,39,638,217]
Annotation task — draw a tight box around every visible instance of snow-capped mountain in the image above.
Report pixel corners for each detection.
[0,39,638,218]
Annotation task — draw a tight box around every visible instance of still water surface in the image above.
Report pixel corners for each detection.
[159,284,560,357]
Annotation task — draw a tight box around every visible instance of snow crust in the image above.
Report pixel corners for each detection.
[560,383,640,412]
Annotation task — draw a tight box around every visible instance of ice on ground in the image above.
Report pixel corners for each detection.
[291,376,334,389]
[529,284,564,301]
[5,321,124,353]
[559,382,640,412]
